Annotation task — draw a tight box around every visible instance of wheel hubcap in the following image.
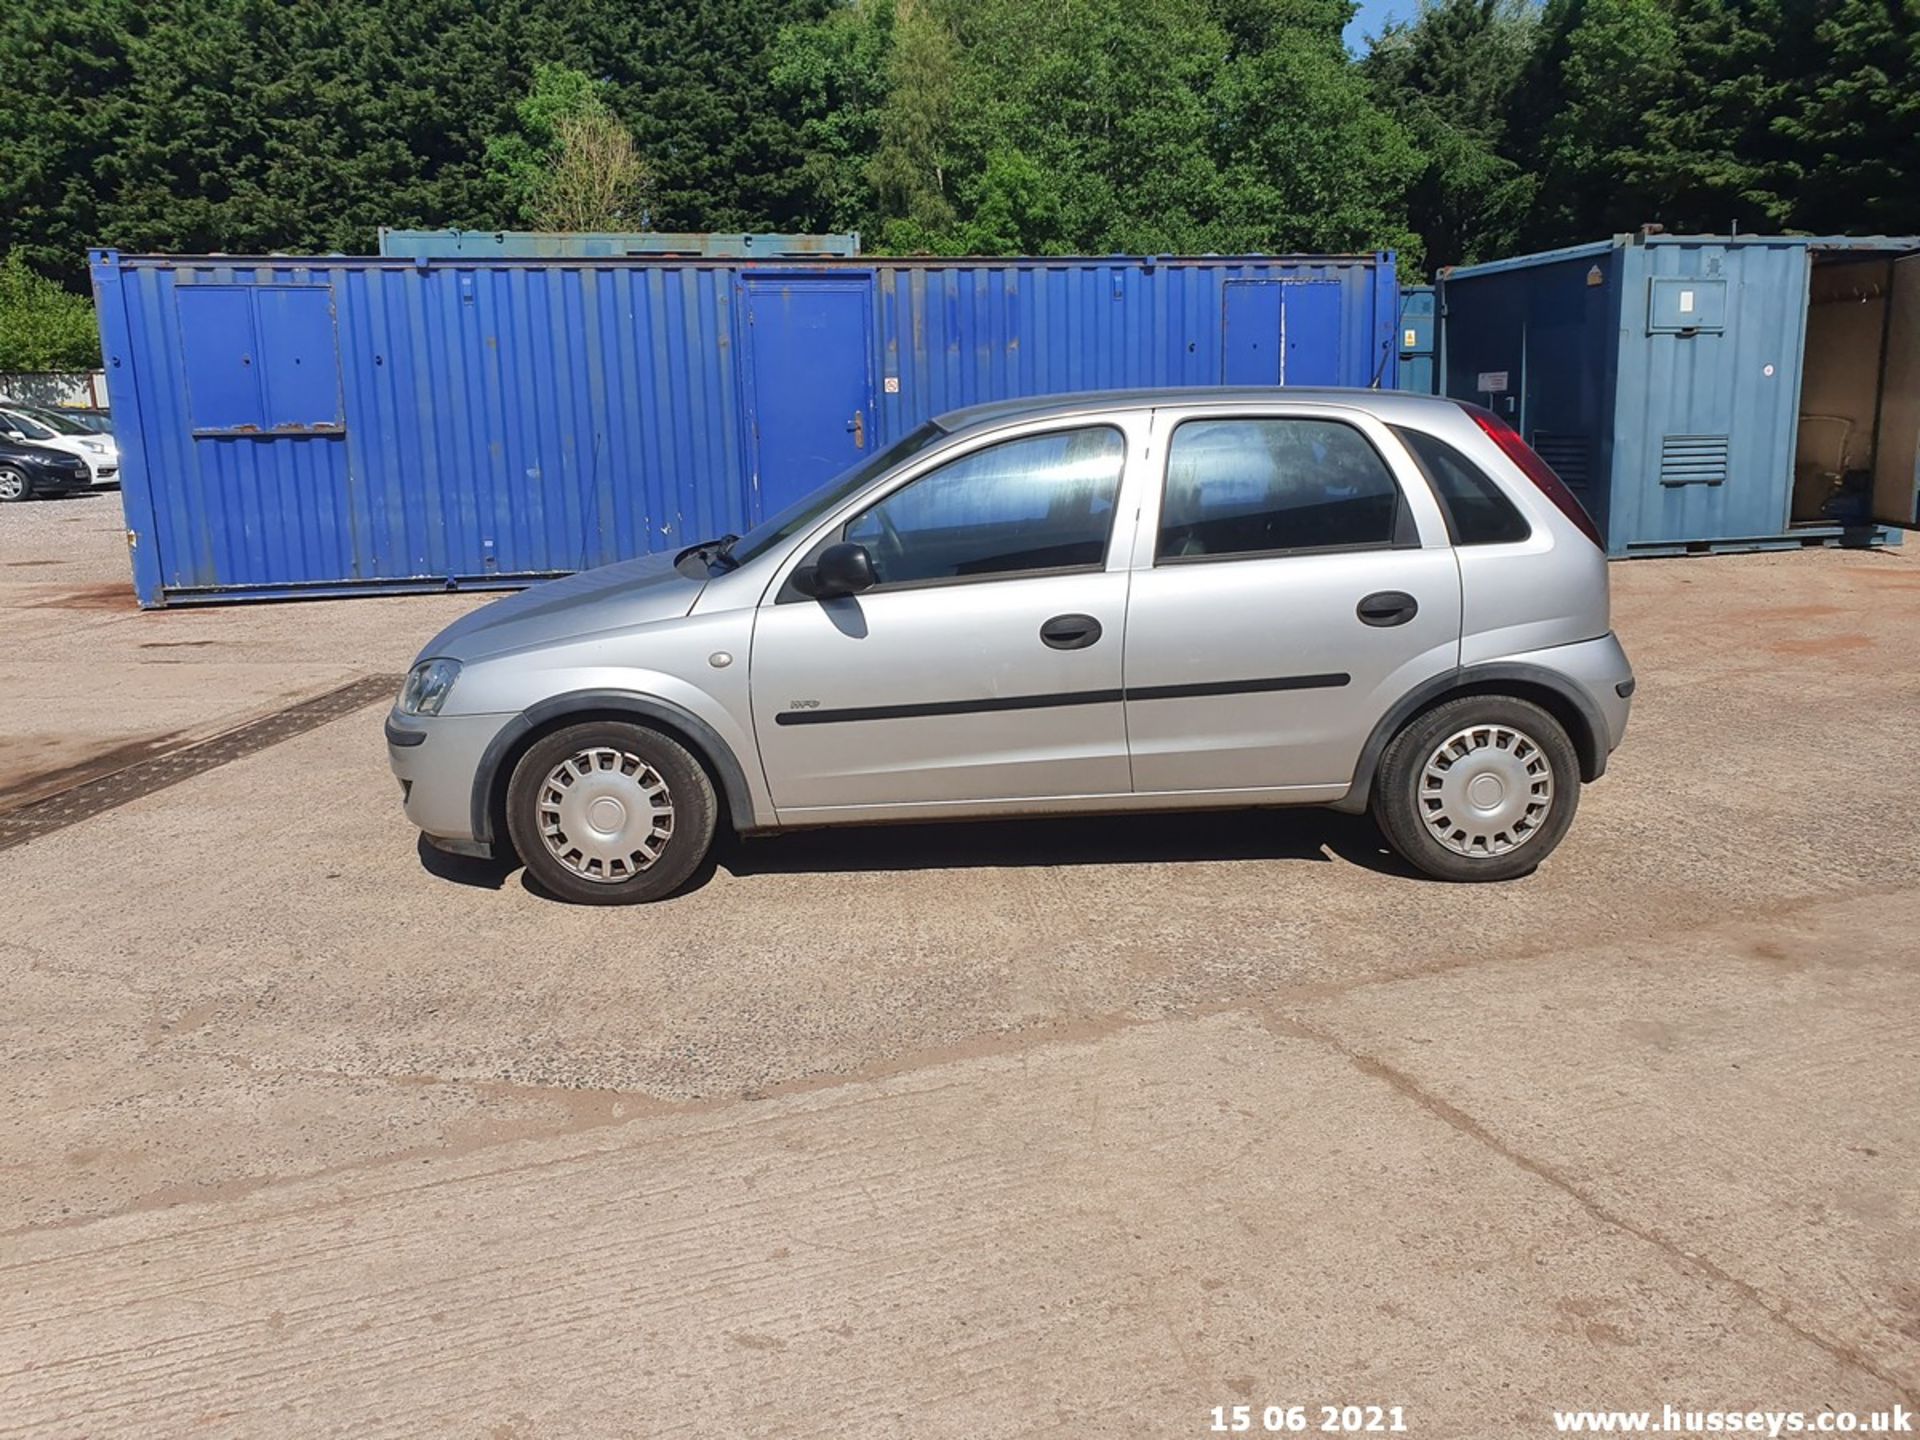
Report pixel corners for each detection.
[536,747,674,883]
[0,471,23,500]
[1419,723,1554,858]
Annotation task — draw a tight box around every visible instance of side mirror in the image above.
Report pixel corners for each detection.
[811,541,876,599]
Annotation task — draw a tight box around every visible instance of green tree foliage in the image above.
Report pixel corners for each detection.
[776,0,1420,257]
[0,0,1915,296]
[1774,0,1920,235]
[1364,0,1537,268]
[485,65,652,229]
[0,254,100,371]
[1512,0,1679,246]
[1208,0,1423,257]
[768,0,895,233]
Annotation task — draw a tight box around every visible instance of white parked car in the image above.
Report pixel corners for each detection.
[0,405,119,487]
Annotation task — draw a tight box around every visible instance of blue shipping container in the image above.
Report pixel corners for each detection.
[91,250,1400,605]
[1437,233,1919,555]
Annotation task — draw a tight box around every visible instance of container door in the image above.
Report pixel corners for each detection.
[1223,282,1283,385]
[1872,254,1920,526]
[741,277,877,521]
[1281,282,1342,386]
[1222,281,1343,386]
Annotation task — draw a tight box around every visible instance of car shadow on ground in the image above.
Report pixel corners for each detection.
[718,807,1415,880]
[417,807,1425,901]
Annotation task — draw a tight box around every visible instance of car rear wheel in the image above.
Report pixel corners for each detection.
[0,467,29,502]
[505,721,717,905]
[1372,695,1580,882]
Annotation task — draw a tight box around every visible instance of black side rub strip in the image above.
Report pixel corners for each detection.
[1134,672,1351,703]
[773,672,1350,727]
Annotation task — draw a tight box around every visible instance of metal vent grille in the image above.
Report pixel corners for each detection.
[1530,433,1589,489]
[1659,434,1730,486]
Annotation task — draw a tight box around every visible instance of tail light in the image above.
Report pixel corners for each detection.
[1458,402,1605,550]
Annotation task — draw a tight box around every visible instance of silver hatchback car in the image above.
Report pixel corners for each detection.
[387,389,1633,903]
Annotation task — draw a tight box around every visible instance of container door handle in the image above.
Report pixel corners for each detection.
[848,409,865,449]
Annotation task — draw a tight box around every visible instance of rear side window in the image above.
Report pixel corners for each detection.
[1157,418,1410,562]
[1394,426,1532,546]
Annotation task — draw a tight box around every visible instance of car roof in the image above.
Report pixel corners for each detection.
[933,387,1463,433]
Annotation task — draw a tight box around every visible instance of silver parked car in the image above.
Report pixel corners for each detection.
[387,389,1633,903]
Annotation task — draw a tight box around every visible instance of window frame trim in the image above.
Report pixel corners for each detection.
[1147,411,1423,568]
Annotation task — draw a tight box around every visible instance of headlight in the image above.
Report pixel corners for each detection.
[397,658,461,716]
[81,439,106,453]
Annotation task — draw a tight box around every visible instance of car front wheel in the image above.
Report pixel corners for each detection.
[505,720,717,904]
[0,466,30,502]
[1372,695,1581,882]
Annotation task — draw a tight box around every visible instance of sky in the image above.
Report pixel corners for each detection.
[1344,0,1415,50]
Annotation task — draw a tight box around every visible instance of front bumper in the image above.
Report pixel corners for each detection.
[385,708,516,855]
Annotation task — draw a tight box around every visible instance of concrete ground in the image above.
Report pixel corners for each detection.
[3,493,1918,1438]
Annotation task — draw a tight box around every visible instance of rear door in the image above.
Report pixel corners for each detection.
[1122,404,1462,796]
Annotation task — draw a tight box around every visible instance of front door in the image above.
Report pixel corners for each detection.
[741,277,877,520]
[750,420,1141,817]
[1123,408,1462,795]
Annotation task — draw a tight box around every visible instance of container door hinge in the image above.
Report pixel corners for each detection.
[126,529,139,550]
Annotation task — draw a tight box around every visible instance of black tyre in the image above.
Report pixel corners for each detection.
[1372,695,1580,882]
[505,721,717,905]
[0,466,30,503]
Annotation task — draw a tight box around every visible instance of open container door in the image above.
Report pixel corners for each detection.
[1872,253,1920,527]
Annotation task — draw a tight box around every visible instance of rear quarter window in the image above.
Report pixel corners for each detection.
[1393,425,1532,546]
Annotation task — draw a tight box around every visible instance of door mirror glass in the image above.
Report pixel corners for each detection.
[811,541,877,599]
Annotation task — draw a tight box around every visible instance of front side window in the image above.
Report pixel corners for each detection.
[1157,418,1406,561]
[843,426,1126,587]
[1,410,55,441]
[24,408,90,437]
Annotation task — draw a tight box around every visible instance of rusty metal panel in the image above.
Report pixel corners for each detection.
[378,229,861,259]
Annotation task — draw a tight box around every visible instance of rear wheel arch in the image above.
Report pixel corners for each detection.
[1335,663,1607,815]
[473,691,761,854]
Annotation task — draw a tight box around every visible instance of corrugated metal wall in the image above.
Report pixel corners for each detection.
[1609,238,1812,550]
[1437,234,1916,554]
[92,251,1398,605]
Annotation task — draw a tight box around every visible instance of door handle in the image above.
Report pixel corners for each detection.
[1356,591,1419,627]
[847,409,865,449]
[1040,613,1103,650]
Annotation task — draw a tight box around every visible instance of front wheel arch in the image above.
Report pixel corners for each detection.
[1334,663,1607,816]
[472,691,762,854]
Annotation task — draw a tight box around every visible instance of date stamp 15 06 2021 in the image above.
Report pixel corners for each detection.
[1209,1405,1410,1434]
